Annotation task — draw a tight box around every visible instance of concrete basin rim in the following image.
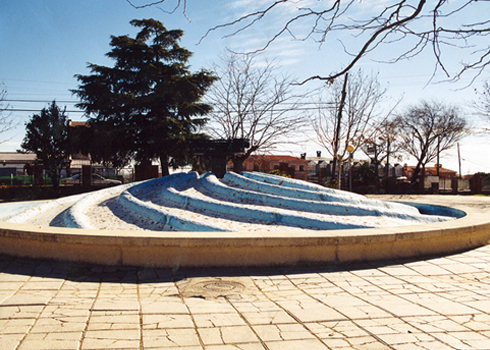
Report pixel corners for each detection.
[1,198,489,267]
[0,200,484,244]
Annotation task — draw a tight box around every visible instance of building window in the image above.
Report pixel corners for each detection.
[299,165,304,171]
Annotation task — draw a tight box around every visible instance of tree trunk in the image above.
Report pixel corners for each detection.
[232,146,258,174]
[160,155,170,177]
[331,156,338,188]
[411,162,422,185]
[232,154,247,173]
[51,174,60,191]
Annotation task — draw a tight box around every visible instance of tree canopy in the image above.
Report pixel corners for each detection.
[72,18,217,175]
[20,101,70,190]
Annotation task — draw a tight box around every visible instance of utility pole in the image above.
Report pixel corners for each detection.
[331,73,348,189]
[436,136,440,177]
[457,142,462,179]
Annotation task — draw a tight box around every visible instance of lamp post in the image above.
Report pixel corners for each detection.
[347,145,354,192]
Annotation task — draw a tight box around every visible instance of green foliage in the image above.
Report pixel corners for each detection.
[323,177,338,189]
[350,161,379,194]
[0,176,32,186]
[72,19,217,175]
[268,169,292,178]
[20,101,70,191]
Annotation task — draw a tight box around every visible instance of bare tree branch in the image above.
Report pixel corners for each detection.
[204,52,310,172]
[200,0,490,84]
[126,0,190,20]
[473,80,490,124]
[312,69,389,160]
[0,83,17,143]
[397,100,468,183]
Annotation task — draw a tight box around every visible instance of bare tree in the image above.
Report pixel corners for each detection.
[128,1,490,84]
[312,69,390,188]
[0,83,16,142]
[397,100,467,187]
[197,0,490,85]
[205,52,309,172]
[360,117,404,192]
[475,81,490,125]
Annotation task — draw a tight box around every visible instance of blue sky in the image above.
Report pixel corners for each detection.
[1,0,489,174]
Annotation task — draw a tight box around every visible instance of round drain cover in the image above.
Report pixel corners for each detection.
[196,280,244,293]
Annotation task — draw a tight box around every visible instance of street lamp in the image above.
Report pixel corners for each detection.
[347,145,354,192]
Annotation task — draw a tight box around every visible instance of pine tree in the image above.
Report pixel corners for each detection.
[73,19,216,175]
[21,101,70,190]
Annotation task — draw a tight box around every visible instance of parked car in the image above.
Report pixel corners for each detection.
[61,174,122,185]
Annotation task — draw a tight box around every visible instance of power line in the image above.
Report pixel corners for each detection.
[7,109,84,113]
[4,99,79,104]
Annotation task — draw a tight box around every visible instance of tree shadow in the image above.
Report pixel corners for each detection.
[0,251,455,285]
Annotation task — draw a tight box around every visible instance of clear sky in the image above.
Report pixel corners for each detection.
[1,0,489,174]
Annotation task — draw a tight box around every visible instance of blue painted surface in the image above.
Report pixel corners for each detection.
[0,171,461,232]
[0,201,47,221]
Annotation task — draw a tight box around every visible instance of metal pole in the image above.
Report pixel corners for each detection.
[349,152,353,192]
[437,136,440,177]
[457,142,462,179]
[332,73,348,189]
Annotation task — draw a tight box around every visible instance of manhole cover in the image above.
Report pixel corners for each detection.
[195,280,244,293]
[179,277,253,300]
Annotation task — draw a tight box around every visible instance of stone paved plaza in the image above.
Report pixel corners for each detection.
[1,245,490,350]
[1,194,490,349]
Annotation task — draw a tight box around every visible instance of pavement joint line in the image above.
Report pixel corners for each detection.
[283,271,398,350]
[251,272,350,349]
[78,280,101,350]
[223,294,271,349]
[136,280,143,350]
[0,304,47,307]
[175,279,206,349]
[14,275,67,350]
[336,271,477,350]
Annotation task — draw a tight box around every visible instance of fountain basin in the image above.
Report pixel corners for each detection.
[0,172,488,267]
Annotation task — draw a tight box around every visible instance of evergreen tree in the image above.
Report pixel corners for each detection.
[21,101,70,190]
[72,19,217,175]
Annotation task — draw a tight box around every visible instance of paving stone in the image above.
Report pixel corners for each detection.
[240,310,296,325]
[80,337,140,349]
[204,344,266,350]
[253,323,315,341]
[357,293,437,317]
[265,338,330,350]
[140,300,189,314]
[0,333,24,350]
[143,328,201,347]
[275,300,346,323]
[18,339,81,350]
[142,314,195,329]
[193,312,247,328]
[219,325,260,344]
[401,292,482,315]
